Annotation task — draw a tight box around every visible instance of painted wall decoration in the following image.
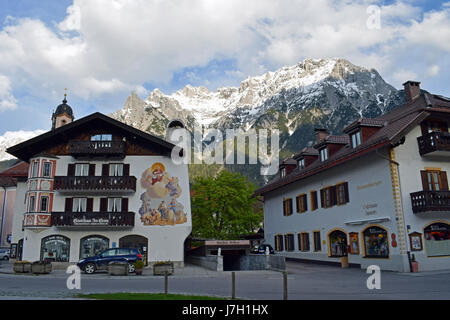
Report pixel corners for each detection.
[139,162,187,226]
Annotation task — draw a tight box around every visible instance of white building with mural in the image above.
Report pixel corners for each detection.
[7,96,191,267]
[255,81,450,272]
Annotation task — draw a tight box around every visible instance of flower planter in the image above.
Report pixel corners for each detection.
[23,262,32,273]
[411,261,419,273]
[153,262,174,276]
[31,261,52,274]
[135,269,143,276]
[107,262,128,276]
[13,262,32,273]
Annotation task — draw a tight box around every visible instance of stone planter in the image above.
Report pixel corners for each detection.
[107,262,128,276]
[153,262,174,276]
[13,262,32,273]
[31,261,52,274]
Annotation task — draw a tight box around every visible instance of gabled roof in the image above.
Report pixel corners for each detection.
[255,90,450,196]
[7,112,175,162]
[0,161,29,177]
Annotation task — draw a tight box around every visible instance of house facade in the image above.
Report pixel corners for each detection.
[7,97,192,267]
[255,81,450,272]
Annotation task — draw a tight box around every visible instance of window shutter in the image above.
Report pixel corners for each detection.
[320,189,324,208]
[313,192,318,210]
[123,164,130,176]
[421,171,430,190]
[282,200,286,216]
[67,164,75,176]
[303,195,308,211]
[88,164,95,176]
[64,198,73,212]
[87,198,94,212]
[102,164,109,176]
[121,198,129,212]
[331,186,337,206]
[296,196,300,213]
[288,199,292,215]
[344,182,350,203]
[100,198,108,212]
[440,171,449,191]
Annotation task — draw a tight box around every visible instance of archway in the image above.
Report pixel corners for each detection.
[362,226,389,258]
[119,235,148,265]
[79,235,109,259]
[328,230,347,257]
[424,222,450,257]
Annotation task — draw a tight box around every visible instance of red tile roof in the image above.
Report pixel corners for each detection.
[0,161,29,178]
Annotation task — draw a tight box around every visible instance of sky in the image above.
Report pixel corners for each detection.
[0,0,449,134]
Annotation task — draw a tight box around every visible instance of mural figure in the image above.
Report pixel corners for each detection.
[139,162,188,226]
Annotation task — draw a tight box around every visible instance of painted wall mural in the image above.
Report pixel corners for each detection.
[139,162,187,226]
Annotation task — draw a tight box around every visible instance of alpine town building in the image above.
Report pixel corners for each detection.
[255,81,450,272]
[7,96,191,267]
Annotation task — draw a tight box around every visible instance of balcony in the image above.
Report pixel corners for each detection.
[54,176,136,193]
[417,132,450,156]
[51,211,135,228]
[23,213,52,228]
[410,190,450,213]
[68,140,125,158]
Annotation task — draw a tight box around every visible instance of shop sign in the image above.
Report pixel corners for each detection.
[205,240,250,246]
[72,217,109,226]
[363,203,378,215]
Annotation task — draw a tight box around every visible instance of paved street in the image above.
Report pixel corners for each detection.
[0,261,449,300]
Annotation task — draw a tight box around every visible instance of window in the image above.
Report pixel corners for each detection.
[336,182,349,205]
[420,170,448,191]
[296,194,307,213]
[350,131,362,148]
[320,186,336,208]
[329,230,347,257]
[28,195,35,213]
[313,231,321,252]
[298,233,310,251]
[274,235,284,251]
[283,198,293,216]
[75,163,90,176]
[42,162,52,178]
[310,191,318,211]
[40,196,49,212]
[91,134,112,141]
[320,147,328,162]
[101,249,117,257]
[108,198,122,212]
[424,223,450,257]
[80,236,109,259]
[41,235,70,262]
[109,163,124,176]
[297,158,305,170]
[285,234,295,251]
[280,167,286,178]
[349,233,360,255]
[363,227,389,258]
[31,161,39,177]
[72,198,87,212]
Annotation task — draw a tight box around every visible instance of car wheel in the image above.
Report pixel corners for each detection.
[128,263,136,273]
[84,263,96,274]
[3,256,8,261]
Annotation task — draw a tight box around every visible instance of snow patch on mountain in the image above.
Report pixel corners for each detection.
[0,130,46,161]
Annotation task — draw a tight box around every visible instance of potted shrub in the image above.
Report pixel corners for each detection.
[107,261,128,276]
[153,261,174,276]
[134,260,144,276]
[411,254,419,273]
[31,260,52,274]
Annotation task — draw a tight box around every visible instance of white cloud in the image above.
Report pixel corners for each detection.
[0,0,449,119]
[0,75,17,111]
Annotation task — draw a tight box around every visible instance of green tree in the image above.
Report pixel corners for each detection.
[191,170,262,239]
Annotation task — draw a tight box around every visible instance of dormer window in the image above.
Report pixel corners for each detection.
[280,167,286,178]
[350,131,362,148]
[91,134,112,141]
[297,158,305,170]
[320,147,328,162]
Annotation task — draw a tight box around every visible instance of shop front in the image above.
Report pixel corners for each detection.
[424,222,450,257]
[40,235,71,262]
[328,230,347,257]
[79,235,109,259]
[362,226,389,258]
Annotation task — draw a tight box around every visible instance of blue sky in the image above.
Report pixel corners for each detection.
[0,0,449,134]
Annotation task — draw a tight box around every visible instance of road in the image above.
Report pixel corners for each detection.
[0,261,449,300]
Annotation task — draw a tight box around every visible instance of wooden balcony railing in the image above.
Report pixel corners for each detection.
[68,140,125,157]
[410,190,450,213]
[54,176,136,192]
[417,132,450,156]
[51,211,135,227]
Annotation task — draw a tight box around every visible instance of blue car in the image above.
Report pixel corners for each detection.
[77,248,143,274]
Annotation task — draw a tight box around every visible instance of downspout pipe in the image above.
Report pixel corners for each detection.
[0,185,7,249]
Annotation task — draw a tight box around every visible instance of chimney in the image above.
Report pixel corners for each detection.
[403,81,421,102]
[314,128,329,143]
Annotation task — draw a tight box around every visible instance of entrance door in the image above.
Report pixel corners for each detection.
[17,239,23,261]
[119,235,148,265]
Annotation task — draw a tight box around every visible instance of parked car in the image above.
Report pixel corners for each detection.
[0,249,10,260]
[251,244,274,254]
[77,248,143,274]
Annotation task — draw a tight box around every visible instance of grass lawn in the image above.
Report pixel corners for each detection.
[76,293,228,300]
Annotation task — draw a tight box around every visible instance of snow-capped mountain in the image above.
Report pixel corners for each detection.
[0,130,46,161]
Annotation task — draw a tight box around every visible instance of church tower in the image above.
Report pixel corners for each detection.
[51,89,74,130]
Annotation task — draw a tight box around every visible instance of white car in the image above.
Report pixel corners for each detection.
[0,249,10,260]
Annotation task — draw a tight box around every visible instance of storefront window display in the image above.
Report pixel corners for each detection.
[349,232,359,254]
[329,230,347,257]
[363,227,389,258]
[80,235,109,259]
[424,223,450,257]
[41,235,70,262]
